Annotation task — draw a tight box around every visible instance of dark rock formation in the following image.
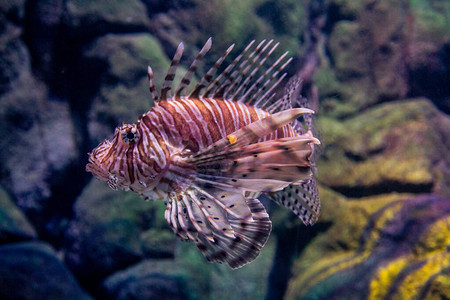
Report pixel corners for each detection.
[102,260,191,300]
[0,187,36,244]
[0,241,92,299]
[63,179,175,288]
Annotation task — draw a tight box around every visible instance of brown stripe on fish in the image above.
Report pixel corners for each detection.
[191,98,225,142]
[126,145,136,184]
[140,116,168,171]
[178,98,214,146]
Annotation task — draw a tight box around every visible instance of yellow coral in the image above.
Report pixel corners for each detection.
[422,274,450,300]
[288,199,406,299]
[394,252,450,299]
[370,217,450,300]
[414,217,450,256]
[369,257,409,300]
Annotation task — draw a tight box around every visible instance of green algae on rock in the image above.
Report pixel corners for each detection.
[317,98,450,197]
[0,187,36,243]
[85,33,188,143]
[64,179,175,283]
[66,0,149,30]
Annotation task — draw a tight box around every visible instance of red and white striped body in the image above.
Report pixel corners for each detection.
[89,97,299,202]
[87,38,321,269]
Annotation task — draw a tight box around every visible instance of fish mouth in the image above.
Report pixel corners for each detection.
[86,156,108,180]
[86,157,120,190]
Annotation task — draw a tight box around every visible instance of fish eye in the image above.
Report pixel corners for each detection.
[121,126,140,144]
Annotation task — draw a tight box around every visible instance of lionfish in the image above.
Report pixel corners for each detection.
[86,38,321,269]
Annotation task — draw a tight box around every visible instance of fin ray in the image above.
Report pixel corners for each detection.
[177,38,212,99]
[165,185,272,269]
[160,42,184,101]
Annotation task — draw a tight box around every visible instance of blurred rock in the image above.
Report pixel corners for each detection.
[317,0,450,117]
[102,260,190,300]
[141,229,176,258]
[64,179,175,285]
[65,0,149,37]
[84,33,176,143]
[0,15,27,92]
[320,0,409,117]
[0,0,25,23]
[317,98,450,197]
[0,186,36,244]
[0,241,92,300]
[150,0,306,70]
[407,0,450,113]
[0,17,81,238]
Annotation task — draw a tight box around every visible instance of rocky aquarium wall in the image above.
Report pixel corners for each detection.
[0,0,449,299]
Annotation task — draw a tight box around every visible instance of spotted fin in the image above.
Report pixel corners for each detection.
[165,184,272,269]
[269,178,321,225]
[192,135,318,192]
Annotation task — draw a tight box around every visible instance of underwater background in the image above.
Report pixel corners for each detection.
[0,0,449,299]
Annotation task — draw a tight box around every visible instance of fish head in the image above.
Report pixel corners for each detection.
[86,123,160,192]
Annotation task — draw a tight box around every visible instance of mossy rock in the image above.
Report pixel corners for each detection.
[85,33,171,86]
[322,0,410,117]
[326,0,366,20]
[0,186,36,243]
[409,0,450,43]
[64,179,173,283]
[140,228,176,258]
[66,0,149,31]
[102,235,276,300]
[0,241,92,300]
[150,0,307,71]
[286,193,450,299]
[317,98,450,196]
[102,260,191,300]
[86,33,188,142]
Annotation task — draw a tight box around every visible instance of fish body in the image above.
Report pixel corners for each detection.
[87,39,321,268]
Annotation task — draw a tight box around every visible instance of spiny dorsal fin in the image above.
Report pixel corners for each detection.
[160,42,184,101]
[232,40,277,99]
[203,40,255,98]
[189,40,234,99]
[151,39,292,109]
[246,54,291,107]
[176,38,212,99]
[205,39,291,106]
[220,39,268,100]
[147,65,159,103]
